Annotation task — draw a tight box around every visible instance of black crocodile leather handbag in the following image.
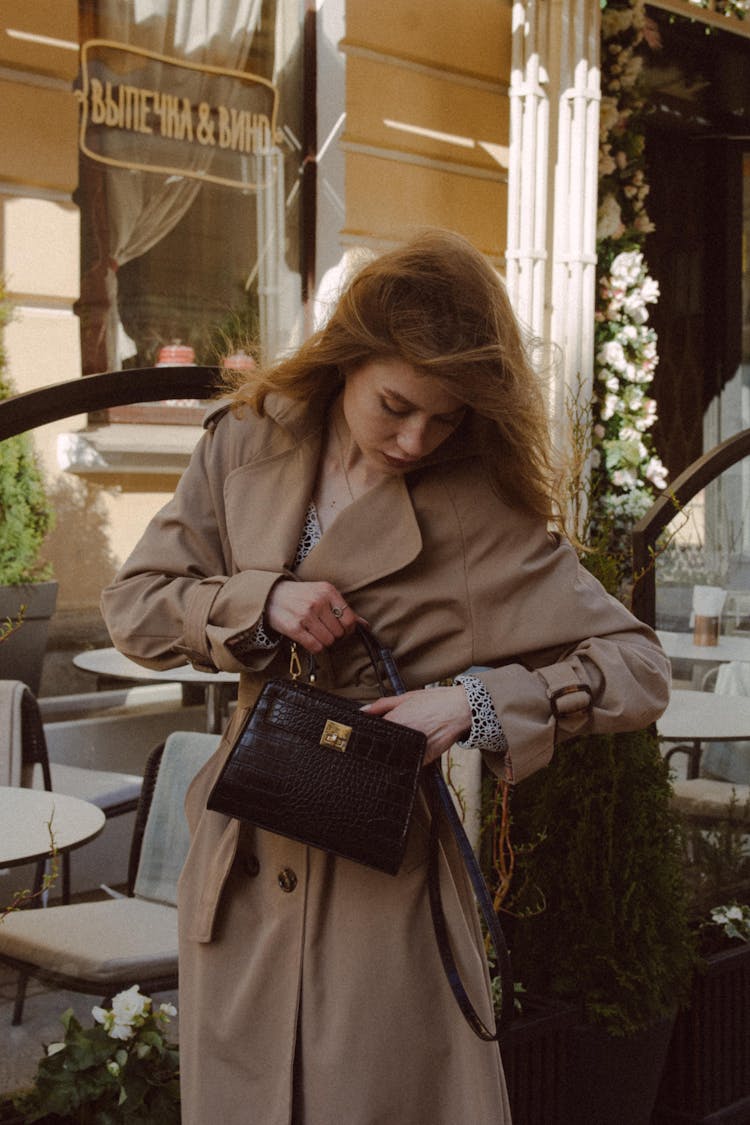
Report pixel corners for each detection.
[206,626,426,875]
[207,625,514,1036]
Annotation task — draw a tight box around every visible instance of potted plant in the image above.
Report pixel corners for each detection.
[9,986,180,1124]
[0,277,57,694]
[497,721,695,1125]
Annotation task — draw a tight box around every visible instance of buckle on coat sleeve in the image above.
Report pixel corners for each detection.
[548,682,593,719]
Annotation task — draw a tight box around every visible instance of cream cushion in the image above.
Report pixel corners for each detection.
[0,897,177,984]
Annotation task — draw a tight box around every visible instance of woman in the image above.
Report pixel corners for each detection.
[101,229,670,1125]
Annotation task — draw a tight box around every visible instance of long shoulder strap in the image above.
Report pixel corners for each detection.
[365,624,514,1038]
[425,762,514,1038]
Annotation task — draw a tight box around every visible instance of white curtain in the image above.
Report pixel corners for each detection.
[92,0,265,365]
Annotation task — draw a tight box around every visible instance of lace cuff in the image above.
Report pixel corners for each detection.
[454,673,509,756]
[226,615,280,663]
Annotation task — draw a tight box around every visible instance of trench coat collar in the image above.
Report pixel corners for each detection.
[223,391,476,594]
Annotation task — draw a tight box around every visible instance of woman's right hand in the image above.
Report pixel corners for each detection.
[265,579,367,654]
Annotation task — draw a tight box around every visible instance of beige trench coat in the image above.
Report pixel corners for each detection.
[101,394,670,1125]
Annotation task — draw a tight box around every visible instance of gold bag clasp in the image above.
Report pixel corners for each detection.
[320,719,352,751]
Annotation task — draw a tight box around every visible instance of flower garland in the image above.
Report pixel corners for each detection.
[592,0,667,554]
[593,0,747,554]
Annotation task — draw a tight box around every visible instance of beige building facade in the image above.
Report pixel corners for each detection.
[1,0,748,687]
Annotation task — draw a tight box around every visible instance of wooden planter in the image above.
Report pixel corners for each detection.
[652,942,750,1124]
[498,995,578,1125]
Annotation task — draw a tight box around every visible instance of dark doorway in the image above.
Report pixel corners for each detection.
[643,8,750,478]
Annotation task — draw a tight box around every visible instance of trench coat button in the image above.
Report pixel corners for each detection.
[242,855,260,878]
[277,867,298,893]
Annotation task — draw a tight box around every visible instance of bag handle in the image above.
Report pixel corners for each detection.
[291,625,395,697]
[366,626,514,1037]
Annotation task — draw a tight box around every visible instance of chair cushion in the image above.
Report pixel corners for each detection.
[32,762,142,810]
[0,897,177,983]
[671,778,750,821]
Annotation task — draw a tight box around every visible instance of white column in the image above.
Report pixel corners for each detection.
[507,0,550,338]
[548,0,600,424]
[506,0,601,430]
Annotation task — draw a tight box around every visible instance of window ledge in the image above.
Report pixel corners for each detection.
[58,424,203,476]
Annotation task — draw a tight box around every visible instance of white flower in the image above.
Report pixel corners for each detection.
[158,1002,178,1018]
[109,1022,135,1041]
[597,340,627,371]
[622,55,644,87]
[634,214,656,234]
[621,290,647,320]
[111,985,150,1028]
[612,468,638,488]
[601,393,621,421]
[599,147,617,177]
[644,457,668,489]
[92,1005,109,1027]
[46,1042,66,1057]
[641,276,660,304]
[599,97,621,135]
[107,1060,121,1077]
[597,194,624,241]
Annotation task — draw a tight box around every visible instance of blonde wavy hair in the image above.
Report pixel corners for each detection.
[229,229,557,520]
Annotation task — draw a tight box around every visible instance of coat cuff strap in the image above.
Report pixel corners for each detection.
[538,664,594,719]
[181,577,225,669]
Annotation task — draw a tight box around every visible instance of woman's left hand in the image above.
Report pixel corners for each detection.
[362,686,471,765]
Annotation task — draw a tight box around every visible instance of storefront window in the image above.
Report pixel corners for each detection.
[75,0,305,418]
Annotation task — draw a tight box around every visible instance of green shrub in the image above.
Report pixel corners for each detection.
[0,281,54,585]
[503,727,696,1036]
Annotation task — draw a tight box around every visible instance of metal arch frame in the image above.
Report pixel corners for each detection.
[631,427,750,627]
[0,365,223,441]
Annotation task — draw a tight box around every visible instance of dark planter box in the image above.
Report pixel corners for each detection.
[0,1099,27,1125]
[563,1015,677,1125]
[0,580,58,695]
[652,942,750,1124]
[498,994,578,1125]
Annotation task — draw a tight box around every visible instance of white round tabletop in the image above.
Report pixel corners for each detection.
[657,631,750,665]
[0,787,106,868]
[657,689,750,743]
[73,647,239,685]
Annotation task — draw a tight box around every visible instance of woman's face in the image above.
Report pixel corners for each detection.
[342,358,466,473]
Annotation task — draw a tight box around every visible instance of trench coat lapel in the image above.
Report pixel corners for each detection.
[223,431,321,572]
[223,424,423,589]
[295,473,423,593]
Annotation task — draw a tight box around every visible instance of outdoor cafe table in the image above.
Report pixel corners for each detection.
[0,786,105,869]
[656,630,750,667]
[656,688,750,780]
[73,647,239,733]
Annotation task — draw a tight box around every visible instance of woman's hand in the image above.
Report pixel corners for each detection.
[362,686,471,765]
[265,579,367,654]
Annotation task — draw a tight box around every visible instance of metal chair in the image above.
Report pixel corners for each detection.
[0,680,143,904]
[0,729,220,1024]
